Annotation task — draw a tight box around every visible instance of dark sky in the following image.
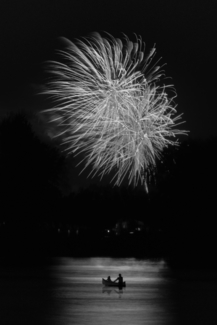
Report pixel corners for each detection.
[1,0,217,139]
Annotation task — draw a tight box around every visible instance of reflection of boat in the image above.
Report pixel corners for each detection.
[102,278,126,287]
[102,288,124,295]
[102,288,112,294]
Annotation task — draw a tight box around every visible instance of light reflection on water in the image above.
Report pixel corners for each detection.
[51,257,174,325]
[1,258,217,324]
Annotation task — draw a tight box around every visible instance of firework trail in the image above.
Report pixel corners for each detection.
[41,32,187,191]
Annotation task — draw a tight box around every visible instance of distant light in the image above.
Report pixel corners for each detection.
[58,228,60,233]
[107,230,110,233]
[130,231,134,234]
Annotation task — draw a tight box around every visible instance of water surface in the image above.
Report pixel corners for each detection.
[51,257,174,325]
[1,257,217,325]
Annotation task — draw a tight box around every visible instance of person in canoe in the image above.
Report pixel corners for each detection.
[107,276,111,282]
[114,274,123,285]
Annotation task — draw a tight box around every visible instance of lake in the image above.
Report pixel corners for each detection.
[1,257,217,324]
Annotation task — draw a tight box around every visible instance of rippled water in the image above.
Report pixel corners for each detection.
[1,257,217,325]
[51,258,174,325]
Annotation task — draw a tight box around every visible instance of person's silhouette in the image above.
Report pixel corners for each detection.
[114,274,123,284]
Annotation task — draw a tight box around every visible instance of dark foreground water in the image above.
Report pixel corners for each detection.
[1,257,217,325]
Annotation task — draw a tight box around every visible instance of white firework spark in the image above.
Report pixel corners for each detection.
[41,32,187,191]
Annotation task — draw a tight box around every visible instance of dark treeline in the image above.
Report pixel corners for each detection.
[0,113,64,224]
[0,113,65,264]
[0,113,216,267]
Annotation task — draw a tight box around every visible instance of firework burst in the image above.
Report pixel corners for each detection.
[41,32,187,191]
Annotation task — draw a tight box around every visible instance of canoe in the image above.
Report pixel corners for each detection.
[102,278,126,287]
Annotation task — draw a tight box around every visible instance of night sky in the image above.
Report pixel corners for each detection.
[1,0,217,139]
[1,1,217,270]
